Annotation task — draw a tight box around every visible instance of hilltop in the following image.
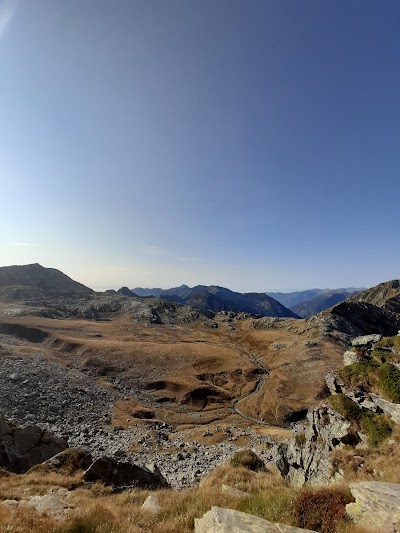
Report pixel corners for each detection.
[0,263,93,300]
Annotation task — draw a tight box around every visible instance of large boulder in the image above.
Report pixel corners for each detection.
[82,456,169,490]
[195,507,316,532]
[0,414,67,473]
[346,482,400,531]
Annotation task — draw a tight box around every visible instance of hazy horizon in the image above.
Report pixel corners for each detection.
[1,1,399,291]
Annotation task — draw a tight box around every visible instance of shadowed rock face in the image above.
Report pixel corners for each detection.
[82,456,169,490]
[0,414,68,473]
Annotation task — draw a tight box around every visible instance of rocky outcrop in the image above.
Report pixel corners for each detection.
[351,334,382,347]
[346,482,400,531]
[0,414,67,473]
[270,408,357,486]
[195,507,316,532]
[82,456,169,490]
[326,372,400,424]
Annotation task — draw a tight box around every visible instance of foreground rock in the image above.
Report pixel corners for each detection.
[0,414,67,473]
[2,489,73,520]
[346,482,400,532]
[82,456,169,489]
[195,507,316,532]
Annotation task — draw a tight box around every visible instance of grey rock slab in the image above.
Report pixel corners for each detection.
[26,490,73,519]
[343,350,360,366]
[368,393,400,424]
[82,456,169,490]
[347,482,400,532]
[195,507,316,532]
[351,334,382,346]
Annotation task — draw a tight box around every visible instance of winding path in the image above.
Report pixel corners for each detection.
[231,346,282,428]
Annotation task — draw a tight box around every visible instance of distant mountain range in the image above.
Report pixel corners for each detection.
[132,285,363,319]
[288,289,361,318]
[131,284,298,318]
[266,288,363,310]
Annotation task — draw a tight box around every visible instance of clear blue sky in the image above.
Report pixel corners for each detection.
[1,0,399,291]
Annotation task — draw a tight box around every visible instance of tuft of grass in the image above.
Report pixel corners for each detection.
[238,486,297,524]
[230,449,265,472]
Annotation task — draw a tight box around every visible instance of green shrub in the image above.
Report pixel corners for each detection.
[294,487,350,533]
[378,362,400,403]
[339,359,378,389]
[360,411,392,448]
[330,394,362,421]
[230,449,265,472]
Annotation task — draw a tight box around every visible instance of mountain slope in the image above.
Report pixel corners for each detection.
[0,263,93,300]
[309,279,400,342]
[291,290,359,318]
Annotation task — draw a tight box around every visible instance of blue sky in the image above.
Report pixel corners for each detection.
[1,0,399,291]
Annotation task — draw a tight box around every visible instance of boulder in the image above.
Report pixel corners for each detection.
[0,414,67,473]
[141,495,161,514]
[343,350,360,366]
[82,456,169,490]
[346,482,400,531]
[26,490,73,519]
[195,507,316,532]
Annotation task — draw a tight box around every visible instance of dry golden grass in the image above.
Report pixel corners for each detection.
[0,308,344,428]
[0,465,379,533]
[332,426,400,484]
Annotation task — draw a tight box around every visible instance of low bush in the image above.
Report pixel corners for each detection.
[230,449,265,472]
[339,360,378,389]
[330,394,362,421]
[378,362,400,403]
[360,411,392,448]
[294,487,350,533]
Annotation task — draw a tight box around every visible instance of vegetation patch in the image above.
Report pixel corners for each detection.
[230,449,265,472]
[294,487,351,533]
[238,487,297,524]
[330,394,361,421]
[339,359,379,389]
[360,411,393,448]
[378,362,400,403]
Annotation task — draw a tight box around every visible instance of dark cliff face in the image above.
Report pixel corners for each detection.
[0,263,93,300]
